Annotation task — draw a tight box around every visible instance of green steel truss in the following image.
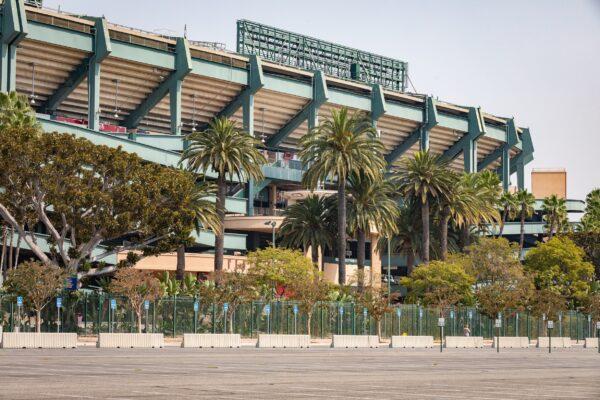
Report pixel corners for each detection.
[237,19,408,91]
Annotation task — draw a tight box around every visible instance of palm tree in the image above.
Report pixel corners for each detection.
[380,201,421,274]
[393,150,453,264]
[299,108,385,284]
[498,191,517,237]
[176,180,220,280]
[346,172,399,282]
[181,117,266,271]
[542,194,567,239]
[278,194,335,265]
[515,189,536,252]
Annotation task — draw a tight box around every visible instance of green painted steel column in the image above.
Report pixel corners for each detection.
[516,159,525,190]
[170,78,183,135]
[88,18,111,131]
[420,96,437,151]
[464,107,485,173]
[0,0,27,93]
[371,84,386,128]
[247,179,255,216]
[243,92,254,136]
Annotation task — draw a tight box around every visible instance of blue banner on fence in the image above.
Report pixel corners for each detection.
[339,306,344,315]
[468,310,473,319]
[419,309,423,318]
[223,303,229,312]
[16,296,23,307]
[363,307,368,317]
[293,305,298,315]
[193,301,199,312]
[56,297,62,308]
[396,308,401,317]
[264,304,271,315]
[144,300,149,310]
[110,299,117,310]
[450,310,455,319]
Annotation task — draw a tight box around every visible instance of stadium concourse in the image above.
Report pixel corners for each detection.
[2,0,533,284]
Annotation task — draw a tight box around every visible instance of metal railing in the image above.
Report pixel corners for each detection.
[1,294,595,340]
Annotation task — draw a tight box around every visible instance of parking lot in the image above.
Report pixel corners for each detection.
[0,347,599,399]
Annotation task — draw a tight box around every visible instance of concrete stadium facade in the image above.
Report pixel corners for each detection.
[0,1,538,283]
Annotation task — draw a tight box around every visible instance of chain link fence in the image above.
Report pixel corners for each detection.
[1,294,596,340]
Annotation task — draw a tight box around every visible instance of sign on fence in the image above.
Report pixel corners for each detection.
[450,310,454,319]
[293,304,298,315]
[193,301,199,312]
[468,310,473,319]
[110,299,117,310]
[339,306,344,315]
[396,308,401,318]
[363,307,368,318]
[419,308,423,318]
[16,296,23,307]
[264,304,271,315]
[144,300,149,310]
[223,303,229,312]
[56,297,62,308]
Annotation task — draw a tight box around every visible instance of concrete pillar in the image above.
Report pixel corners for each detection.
[170,79,182,135]
[501,146,510,191]
[243,94,254,136]
[88,61,101,130]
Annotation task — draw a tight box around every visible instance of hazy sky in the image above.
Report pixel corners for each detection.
[44,0,600,199]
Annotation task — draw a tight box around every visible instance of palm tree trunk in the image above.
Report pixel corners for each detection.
[337,177,347,285]
[214,175,227,272]
[421,199,430,264]
[461,225,470,251]
[310,245,319,266]
[406,249,415,275]
[440,208,450,261]
[519,210,526,253]
[499,208,507,237]
[176,244,186,281]
[357,228,366,288]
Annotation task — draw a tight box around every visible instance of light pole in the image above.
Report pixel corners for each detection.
[495,318,502,353]
[264,221,276,247]
[547,320,554,354]
[438,317,445,353]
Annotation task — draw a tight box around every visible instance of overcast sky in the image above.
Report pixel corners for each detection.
[44,0,600,200]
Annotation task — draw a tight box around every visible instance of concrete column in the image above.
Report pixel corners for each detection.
[268,184,277,215]
[501,146,510,191]
[243,94,254,136]
[88,62,101,130]
[247,180,255,216]
[516,160,525,190]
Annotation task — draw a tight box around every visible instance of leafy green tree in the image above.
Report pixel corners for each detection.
[497,191,517,237]
[346,172,398,278]
[176,180,220,280]
[567,231,600,279]
[0,124,196,273]
[357,285,392,338]
[393,150,454,264]
[287,266,331,337]
[247,247,316,301]
[181,117,266,272]
[515,189,536,253]
[542,194,567,239]
[524,236,595,308]
[0,92,38,130]
[109,268,162,333]
[458,238,532,318]
[528,288,567,322]
[4,261,66,332]
[278,195,335,265]
[401,260,474,316]
[299,107,385,284]
[211,267,260,333]
[580,188,600,232]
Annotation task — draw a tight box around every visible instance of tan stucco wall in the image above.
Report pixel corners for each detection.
[531,170,567,199]
[121,252,247,273]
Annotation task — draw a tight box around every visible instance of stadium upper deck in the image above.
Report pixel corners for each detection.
[2,0,533,190]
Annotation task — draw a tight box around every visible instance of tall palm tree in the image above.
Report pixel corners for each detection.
[379,200,421,275]
[393,150,453,264]
[176,180,220,280]
[542,194,567,239]
[181,117,266,271]
[515,189,536,253]
[346,172,399,281]
[498,191,517,237]
[278,194,335,265]
[299,108,385,284]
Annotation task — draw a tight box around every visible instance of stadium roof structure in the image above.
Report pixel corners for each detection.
[2,1,533,190]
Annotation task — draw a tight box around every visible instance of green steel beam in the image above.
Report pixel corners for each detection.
[441,107,485,172]
[0,0,27,92]
[478,146,502,171]
[266,70,328,147]
[123,38,192,130]
[371,84,386,126]
[386,96,437,164]
[42,18,111,114]
[215,55,263,121]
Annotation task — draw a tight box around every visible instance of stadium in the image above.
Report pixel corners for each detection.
[2,0,540,283]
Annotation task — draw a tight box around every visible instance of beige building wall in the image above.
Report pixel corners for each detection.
[531,169,567,199]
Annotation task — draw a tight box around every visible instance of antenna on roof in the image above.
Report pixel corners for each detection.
[184,24,187,39]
